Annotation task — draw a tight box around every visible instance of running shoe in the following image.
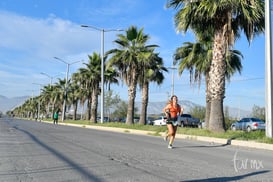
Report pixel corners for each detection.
[168,144,173,149]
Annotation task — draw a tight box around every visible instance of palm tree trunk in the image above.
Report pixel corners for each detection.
[139,81,149,125]
[73,101,78,120]
[91,85,99,123]
[49,100,53,119]
[208,30,226,132]
[205,73,210,129]
[52,101,56,119]
[80,100,85,120]
[126,78,137,125]
[205,98,211,129]
[87,98,91,121]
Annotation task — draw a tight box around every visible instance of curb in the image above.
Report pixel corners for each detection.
[45,120,273,151]
[175,134,273,151]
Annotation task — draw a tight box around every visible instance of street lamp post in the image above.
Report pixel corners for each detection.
[167,66,177,96]
[53,57,81,122]
[40,72,62,117]
[265,0,273,138]
[40,72,62,87]
[81,24,123,123]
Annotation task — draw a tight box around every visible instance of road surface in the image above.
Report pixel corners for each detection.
[0,117,272,182]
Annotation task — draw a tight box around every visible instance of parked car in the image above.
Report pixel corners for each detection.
[146,117,154,125]
[180,114,200,127]
[152,116,167,126]
[133,117,140,123]
[198,120,206,129]
[96,117,110,122]
[230,118,265,132]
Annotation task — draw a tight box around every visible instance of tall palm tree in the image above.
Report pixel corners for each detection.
[54,78,67,118]
[167,0,264,132]
[106,26,157,125]
[138,52,167,125]
[78,68,92,120]
[104,66,120,121]
[174,33,243,129]
[78,52,101,122]
[71,72,88,120]
[67,80,81,120]
[104,66,119,91]
[22,98,36,118]
[40,84,55,118]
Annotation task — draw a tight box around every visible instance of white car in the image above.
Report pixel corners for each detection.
[153,116,167,126]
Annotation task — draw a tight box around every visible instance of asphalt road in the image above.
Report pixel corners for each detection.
[0,117,273,182]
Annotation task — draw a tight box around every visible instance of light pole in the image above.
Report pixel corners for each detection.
[167,66,177,96]
[53,57,81,122]
[40,72,62,117]
[265,0,273,138]
[40,72,62,87]
[81,24,123,123]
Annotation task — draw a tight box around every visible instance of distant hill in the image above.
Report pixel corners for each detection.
[0,95,30,114]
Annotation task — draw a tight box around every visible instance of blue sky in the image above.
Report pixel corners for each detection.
[0,0,265,111]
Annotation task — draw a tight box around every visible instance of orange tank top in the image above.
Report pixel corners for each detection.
[168,104,181,118]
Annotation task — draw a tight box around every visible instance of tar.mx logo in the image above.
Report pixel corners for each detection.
[232,150,264,172]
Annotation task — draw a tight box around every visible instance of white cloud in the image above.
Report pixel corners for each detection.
[0,11,99,57]
[0,10,104,97]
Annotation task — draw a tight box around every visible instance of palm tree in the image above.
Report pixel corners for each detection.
[54,78,67,118]
[106,26,158,125]
[167,0,264,132]
[40,84,56,118]
[104,66,119,91]
[77,68,92,120]
[71,72,88,120]
[78,52,101,122]
[174,33,243,129]
[104,66,120,121]
[22,98,36,118]
[67,81,81,120]
[138,52,167,125]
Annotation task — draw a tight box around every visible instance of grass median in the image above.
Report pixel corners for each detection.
[60,120,273,145]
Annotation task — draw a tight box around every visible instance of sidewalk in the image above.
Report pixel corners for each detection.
[46,120,273,151]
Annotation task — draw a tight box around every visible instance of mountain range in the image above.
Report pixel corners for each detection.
[134,100,251,119]
[0,95,251,118]
[0,95,30,114]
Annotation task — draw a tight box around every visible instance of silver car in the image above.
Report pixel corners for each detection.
[230,118,265,132]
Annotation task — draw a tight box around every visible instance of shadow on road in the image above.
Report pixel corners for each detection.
[13,125,103,182]
[182,170,270,182]
[180,137,237,149]
[180,143,230,149]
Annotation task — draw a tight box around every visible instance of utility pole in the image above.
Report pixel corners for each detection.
[81,24,123,123]
[265,0,273,138]
[167,66,177,96]
[53,57,81,122]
